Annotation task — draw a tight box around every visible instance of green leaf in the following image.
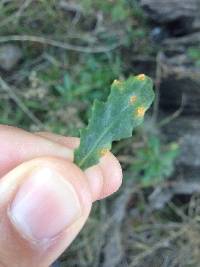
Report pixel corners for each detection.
[74,74,155,170]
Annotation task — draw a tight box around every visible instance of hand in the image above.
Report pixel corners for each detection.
[0,125,122,267]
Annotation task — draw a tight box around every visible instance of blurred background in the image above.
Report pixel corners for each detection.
[0,0,200,266]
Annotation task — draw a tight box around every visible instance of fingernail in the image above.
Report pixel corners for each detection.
[9,168,81,244]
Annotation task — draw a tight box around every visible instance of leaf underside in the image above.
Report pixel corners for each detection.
[74,74,155,170]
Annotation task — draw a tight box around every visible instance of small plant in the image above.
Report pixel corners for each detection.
[132,135,179,186]
[187,46,200,67]
[74,74,155,170]
[55,55,121,104]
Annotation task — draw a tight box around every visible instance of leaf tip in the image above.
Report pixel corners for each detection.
[136,74,146,81]
[112,79,123,90]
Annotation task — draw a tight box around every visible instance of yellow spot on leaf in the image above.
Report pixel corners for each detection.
[100,148,109,157]
[129,95,137,104]
[137,74,146,81]
[113,79,121,85]
[136,106,146,117]
[113,79,123,90]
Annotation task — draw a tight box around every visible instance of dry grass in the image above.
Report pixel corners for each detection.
[58,182,200,267]
[0,0,137,131]
[122,191,200,267]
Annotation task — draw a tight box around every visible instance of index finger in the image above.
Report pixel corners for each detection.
[0,125,73,177]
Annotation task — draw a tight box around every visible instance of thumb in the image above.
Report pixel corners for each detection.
[0,157,92,267]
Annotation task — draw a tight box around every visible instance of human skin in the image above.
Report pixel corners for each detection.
[0,125,122,267]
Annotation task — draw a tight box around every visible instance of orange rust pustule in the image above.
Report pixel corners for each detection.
[129,95,137,104]
[100,148,109,157]
[135,106,146,117]
[136,74,146,81]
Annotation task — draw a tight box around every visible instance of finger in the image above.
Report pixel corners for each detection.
[34,132,123,201]
[0,125,73,178]
[36,132,80,150]
[85,152,122,201]
[1,126,122,202]
[0,157,92,267]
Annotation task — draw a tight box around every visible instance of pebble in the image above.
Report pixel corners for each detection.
[0,44,22,71]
